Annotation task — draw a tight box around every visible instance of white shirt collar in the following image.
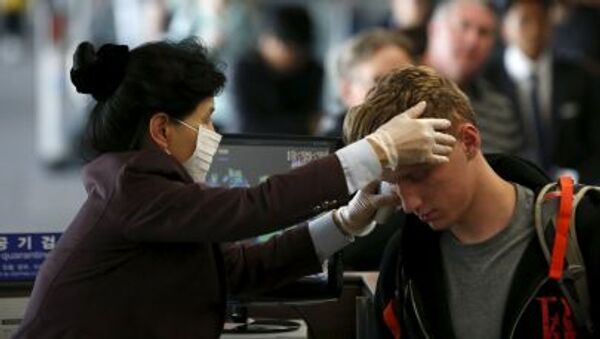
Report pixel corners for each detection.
[504,45,551,81]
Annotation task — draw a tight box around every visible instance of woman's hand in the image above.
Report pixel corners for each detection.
[334,181,400,236]
[366,101,456,169]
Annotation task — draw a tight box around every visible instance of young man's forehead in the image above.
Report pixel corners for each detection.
[383,163,437,182]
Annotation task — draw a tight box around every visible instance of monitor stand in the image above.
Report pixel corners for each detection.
[222,305,301,334]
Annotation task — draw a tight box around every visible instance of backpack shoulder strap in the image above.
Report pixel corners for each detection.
[534,176,596,334]
[534,180,558,262]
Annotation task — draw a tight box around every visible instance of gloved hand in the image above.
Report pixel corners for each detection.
[366,101,456,170]
[334,181,399,237]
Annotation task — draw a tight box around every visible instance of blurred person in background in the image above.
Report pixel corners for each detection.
[167,0,255,63]
[231,4,323,135]
[352,0,433,58]
[325,29,413,137]
[86,0,168,47]
[385,0,433,57]
[167,0,258,132]
[0,0,27,64]
[485,0,600,183]
[423,0,523,156]
[552,0,600,76]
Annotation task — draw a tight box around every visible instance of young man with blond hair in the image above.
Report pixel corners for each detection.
[344,65,600,338]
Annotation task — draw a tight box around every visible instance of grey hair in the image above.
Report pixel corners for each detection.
[335,28,413,81]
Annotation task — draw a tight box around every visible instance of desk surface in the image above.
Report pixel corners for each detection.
[344,272,379,296]
[221,319,307,339]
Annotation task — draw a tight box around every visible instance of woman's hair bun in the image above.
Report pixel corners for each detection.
[70,41,130,101]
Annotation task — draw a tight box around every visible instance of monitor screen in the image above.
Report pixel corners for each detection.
[207,134,344,304]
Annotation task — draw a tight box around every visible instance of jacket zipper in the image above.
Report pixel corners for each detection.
[508,277,548,339]
[409,280,432,339]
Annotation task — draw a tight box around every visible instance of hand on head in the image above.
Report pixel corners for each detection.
[334,180,401,237]
[366,101,456,170]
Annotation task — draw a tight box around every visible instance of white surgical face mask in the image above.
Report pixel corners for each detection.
[176,119,222,182]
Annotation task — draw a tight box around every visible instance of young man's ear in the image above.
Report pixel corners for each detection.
[148,113,171,151]
[458,123,481,159]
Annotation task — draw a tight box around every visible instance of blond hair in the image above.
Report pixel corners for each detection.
[343,65,476,143]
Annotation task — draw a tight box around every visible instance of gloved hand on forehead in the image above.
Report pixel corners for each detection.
[366,101,456,170]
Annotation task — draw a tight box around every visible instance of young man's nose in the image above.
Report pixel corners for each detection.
[396,184,422,214]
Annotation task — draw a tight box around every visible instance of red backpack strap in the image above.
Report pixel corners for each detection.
[549,175,574,280]
[383,299,402,339]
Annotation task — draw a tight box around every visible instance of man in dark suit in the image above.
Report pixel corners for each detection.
[485,0,600,183]
[231,5,323,136]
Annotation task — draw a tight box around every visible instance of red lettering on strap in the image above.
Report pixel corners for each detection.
[560,297,577,339]
[537,296,578,338]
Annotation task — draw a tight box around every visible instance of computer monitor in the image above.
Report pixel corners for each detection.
[206,134,344,306]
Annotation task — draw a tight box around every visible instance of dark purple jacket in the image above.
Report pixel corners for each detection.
[13,149,349,339]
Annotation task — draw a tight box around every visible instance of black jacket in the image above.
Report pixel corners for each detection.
[375,154,600,339]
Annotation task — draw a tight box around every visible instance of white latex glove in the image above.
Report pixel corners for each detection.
[334,181,400,237]
[366,101,456,169]
[374,181,397,224]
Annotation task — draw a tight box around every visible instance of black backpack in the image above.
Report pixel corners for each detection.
[534,175,594,334]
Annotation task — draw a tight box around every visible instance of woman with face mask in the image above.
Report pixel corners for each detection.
[13,39,455,339]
